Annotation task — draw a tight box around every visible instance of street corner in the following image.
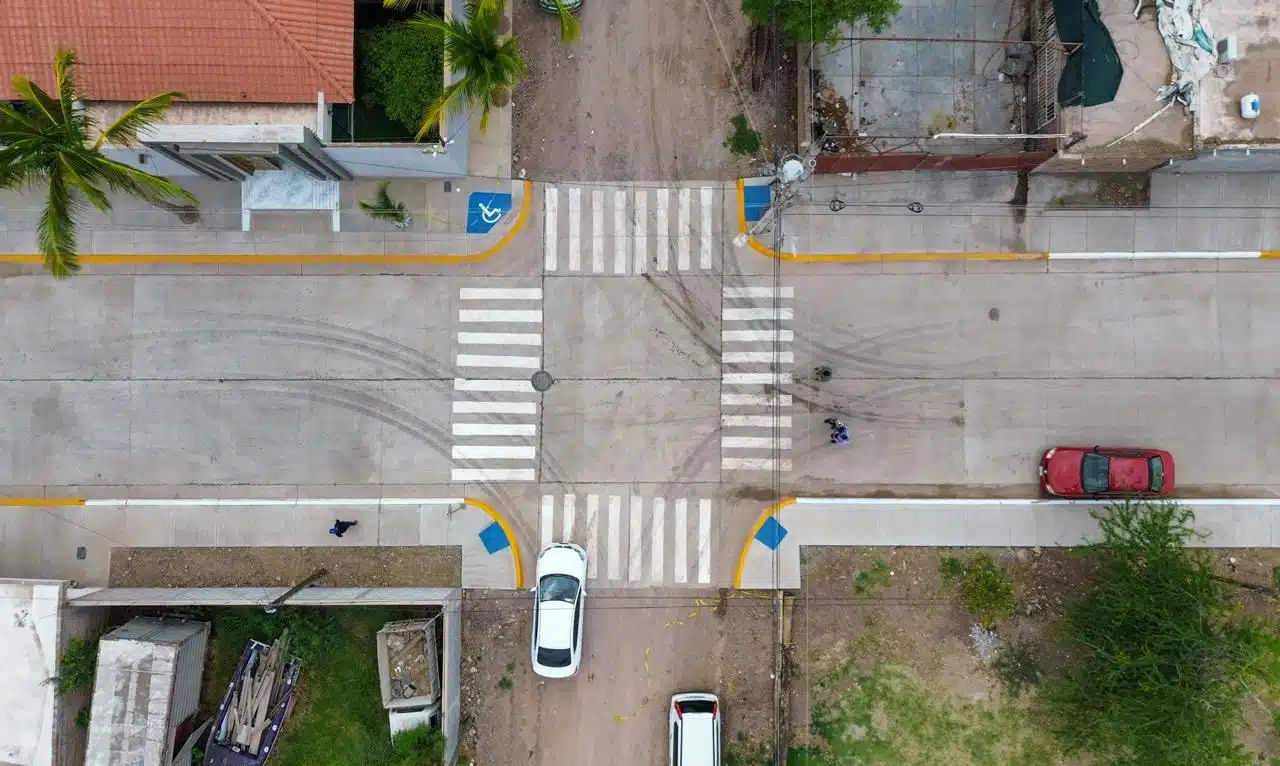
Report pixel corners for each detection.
[734,497,798,589]
[454,178,533,254]
[463,496,526,590]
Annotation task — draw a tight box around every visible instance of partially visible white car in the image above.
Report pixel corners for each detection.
[668,692,721,766]
[531,543,587,679]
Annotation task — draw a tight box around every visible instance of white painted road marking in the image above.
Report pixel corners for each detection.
[629,495,643,582]
[460,287,543,300]
[634,191,648,274]
[454,379,536,392]
[700,186,713,269]
[563,493,576,542]
[720,457,792,471]
[723,330,794,342]
[723,436,793,449]
[455,354,540,368]
[614,190,627,273]
[723,373,793,385]
[698,499,711,584]
[458,309,542,323]
[452,401,538,414]
[543,187,558,271]
[722,415,793,428]
[541,494,554,550]
[677,187,691,271]
[586,494,600,576]
[651,497,665,583]
[723,307,794,321]
[452,423,538,436]
[592,188,605,273]
[655,189,670,272]
[608,495,622,580]
[722,393,792,406]
[568,186,582,271]
[723,286,795,298]
[457,332,542,346]
[723,351,795,364]
[451,445,535,460]
[673,499,688,584]
[451,468,537,482]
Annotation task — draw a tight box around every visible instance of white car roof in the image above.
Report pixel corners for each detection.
[536,544,586,578]
[536,600,575,650]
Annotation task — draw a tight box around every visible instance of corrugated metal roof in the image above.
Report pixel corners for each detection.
[0,0,354,104]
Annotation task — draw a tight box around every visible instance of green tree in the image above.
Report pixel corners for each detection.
[1046,500,1278,766]
[0,50,199,277]
[401,1,526,139]
[741,0,900,44]
[357,22,445,136]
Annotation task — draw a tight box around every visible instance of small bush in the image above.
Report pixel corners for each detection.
[960,554,1015,627]
[938,556,966,586]
[357,22,445,136]
[391,724,446,766]
[74,706,91,729]
[854,557,891,595]
[725,114,762,156]
[497,675,513,691]
[992,643,1042,697]
[47,636,101,696]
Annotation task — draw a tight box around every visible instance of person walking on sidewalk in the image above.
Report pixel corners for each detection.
[329,519,358,538]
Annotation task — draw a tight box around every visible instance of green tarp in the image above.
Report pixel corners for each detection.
[1054,0,1124,107]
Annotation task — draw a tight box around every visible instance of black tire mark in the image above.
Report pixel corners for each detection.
[237,313,451,378]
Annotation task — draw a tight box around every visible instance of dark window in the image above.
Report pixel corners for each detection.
[572,601,581,645]
[1081,452,1111,494]
[677,699,717,715]
[538,574,580,603]
[537,647,572,667]
[1149,456,1165,492]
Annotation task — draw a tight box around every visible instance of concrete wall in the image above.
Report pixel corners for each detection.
[55,604,109,766]
[1159,148,1280,173]
[328,143,468,179]
[442,593,462,766]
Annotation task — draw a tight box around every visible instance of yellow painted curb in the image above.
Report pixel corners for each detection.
[1263,252,1280,258]
[0,497,87,506]
[735,179,1049,263]
[464,497,524,590]
[733,497,796,589]
[0,180,532,266]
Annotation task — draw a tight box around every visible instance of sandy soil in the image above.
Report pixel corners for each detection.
[511,0,795,182]
[459,587,776,765]
[108,546,462,587]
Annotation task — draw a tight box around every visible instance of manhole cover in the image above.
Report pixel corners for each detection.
[531,370,555,392]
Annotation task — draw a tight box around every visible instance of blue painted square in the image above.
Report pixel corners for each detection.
[478,521,511,554]
[755,516,788,550]
[467,192,513,234]
[742,184,771,223]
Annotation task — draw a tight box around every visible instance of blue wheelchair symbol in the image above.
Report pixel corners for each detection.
[467,192,513,234]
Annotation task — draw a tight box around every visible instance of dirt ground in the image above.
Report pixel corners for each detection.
[108,546,462,587]
[789,546,1280,764]
[511,0,796,182]
[459,587,776,765]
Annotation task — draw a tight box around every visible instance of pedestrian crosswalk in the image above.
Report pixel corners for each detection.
[539,494,713,586]
[450,287,543,482]
[720,285,795,473]
[542,184,723,274]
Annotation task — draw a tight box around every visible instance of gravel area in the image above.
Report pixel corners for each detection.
[108,546,462,587]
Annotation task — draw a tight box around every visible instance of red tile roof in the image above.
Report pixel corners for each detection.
[0,0,354,104]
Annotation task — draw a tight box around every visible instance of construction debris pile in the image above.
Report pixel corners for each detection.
[204,632,302,766]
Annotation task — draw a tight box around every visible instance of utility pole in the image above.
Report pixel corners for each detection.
[734,130,829,247]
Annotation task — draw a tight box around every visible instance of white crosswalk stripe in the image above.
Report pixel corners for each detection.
[542,184,723,274]
[721,284,795,473]
[539,494,713,586]
[450,286,543,483]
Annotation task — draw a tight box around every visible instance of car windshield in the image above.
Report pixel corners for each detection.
[536,647,572,667]
[1081,452,1111,494]
[538,574,579,603]
[1149,456,1165,492]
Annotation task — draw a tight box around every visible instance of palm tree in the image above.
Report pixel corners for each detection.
[548,0,581,43]
[358,181,412,229]
[0,49,199,277]
[408,0,527,139]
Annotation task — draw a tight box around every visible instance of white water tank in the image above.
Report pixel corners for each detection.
[1242,94,1261,119]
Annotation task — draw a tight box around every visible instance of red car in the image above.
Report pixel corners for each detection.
[1039,446,1175,498]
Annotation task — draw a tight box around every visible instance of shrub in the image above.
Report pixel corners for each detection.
[992,643,1042,697]
[725,114,762,156]
[391,724,446,765]
[854,557,891,595]
[357,22,445,136]
[960,554,1015,627]
[47,635,101,696]
[938,556,966,586]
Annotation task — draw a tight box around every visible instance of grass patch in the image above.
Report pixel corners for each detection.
[725,114,762,156]
[200,607,437,766]
[854,557,892,596]
[792,664,1061,765]
[939,556,967,586]
[725,731,773,765]
[991,643,1042,698]
[959,554,1016,627]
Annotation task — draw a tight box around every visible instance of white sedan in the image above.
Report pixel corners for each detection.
[530,543,587,679]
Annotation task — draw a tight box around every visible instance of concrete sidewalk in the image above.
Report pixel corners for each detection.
[0,177,531,265]
[736,498,1280,589]
[739,172,1280,261]
[0,496,524,589]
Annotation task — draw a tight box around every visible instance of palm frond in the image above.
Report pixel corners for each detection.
[95,91,183,150]
[550,0,581,43]
[52,49,80,123]
[358,181,410,223]
[93,157,199,207]
[415,81,466,141]
[10,76,63,128]
[56,156,112,211]
[38,170,81,278]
